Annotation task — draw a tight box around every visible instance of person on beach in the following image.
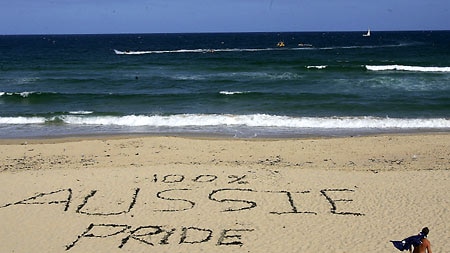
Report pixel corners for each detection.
[391,227,432,253]
[410,227,432,253]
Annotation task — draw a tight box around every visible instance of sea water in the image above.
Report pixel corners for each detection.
[0,31,449,138]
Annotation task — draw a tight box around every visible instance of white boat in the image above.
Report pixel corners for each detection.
[363,29,371,37]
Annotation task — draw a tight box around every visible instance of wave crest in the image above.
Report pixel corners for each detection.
[307,65,327,69]
[2,114,449,129]
[0,91,37,98]
[219,91,248,95]
[366,65,450,72]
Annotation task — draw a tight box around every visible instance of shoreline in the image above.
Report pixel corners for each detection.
[1,129,449,144]
[1,132,448,252]
[2,116,449,140]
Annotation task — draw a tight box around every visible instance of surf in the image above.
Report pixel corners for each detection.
[2,114,449,130]
[365,65,450,72]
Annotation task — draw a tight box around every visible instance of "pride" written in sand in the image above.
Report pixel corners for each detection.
[0,173,364,250]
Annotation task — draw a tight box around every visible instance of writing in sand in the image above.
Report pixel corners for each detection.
[0,173,365,250]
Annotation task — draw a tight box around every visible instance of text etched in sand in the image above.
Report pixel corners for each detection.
[65,224,256,250]
[0,173,365,250]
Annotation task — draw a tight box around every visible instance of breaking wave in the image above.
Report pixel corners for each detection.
[0,91,37,98]
[1,114,449,129]
[114,48,273,55]
[307,65,328,69]
[114,43,414,55]
[366,65,450,72]
[219,91,249,95]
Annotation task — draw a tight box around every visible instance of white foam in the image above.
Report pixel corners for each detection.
[366,65,450,72]
[0,117,46,124]
[0,91,36,97]
[307,65,327,69]
[58,114,450,129]
[19,91,35,97]
[2,114,449,129]
[114,43,418,56]
[69,111,94,115]
[115,48,275,55]
[219,91,246,95]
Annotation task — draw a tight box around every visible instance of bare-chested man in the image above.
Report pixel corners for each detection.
[411,227,432,253]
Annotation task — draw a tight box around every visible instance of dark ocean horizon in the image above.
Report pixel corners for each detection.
[1,31,449,138]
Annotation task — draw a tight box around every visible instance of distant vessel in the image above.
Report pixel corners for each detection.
[363,29,371,37]
[276,41,285,47]
[298,43,313,47]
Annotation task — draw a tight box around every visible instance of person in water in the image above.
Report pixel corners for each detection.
[411,227,432,253]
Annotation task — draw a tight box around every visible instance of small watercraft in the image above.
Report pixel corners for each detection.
[276,41,285,47]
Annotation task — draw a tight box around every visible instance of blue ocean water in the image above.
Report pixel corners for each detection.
[0,31,449,138]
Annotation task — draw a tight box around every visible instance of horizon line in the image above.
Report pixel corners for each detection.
[1,29,450,36]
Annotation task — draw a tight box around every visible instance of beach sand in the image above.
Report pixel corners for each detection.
[0,133,448,252]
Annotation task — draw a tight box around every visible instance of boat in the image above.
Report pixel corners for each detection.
[363,29,371,37]
[276,41,285,47]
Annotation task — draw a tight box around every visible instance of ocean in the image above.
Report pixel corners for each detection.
[0,31,449,138]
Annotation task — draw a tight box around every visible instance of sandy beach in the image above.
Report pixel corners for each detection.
[0,133,448,252]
